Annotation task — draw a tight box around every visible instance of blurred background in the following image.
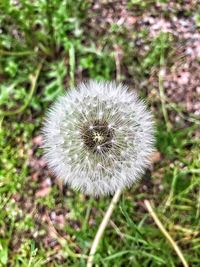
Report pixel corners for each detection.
[0,0,200,266]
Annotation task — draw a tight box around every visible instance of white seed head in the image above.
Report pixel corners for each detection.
[42,80,155,196]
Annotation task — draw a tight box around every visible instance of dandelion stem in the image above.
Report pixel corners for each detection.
[87,189,122,267]
[144,200,189,267]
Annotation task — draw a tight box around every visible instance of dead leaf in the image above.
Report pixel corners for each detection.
[36,187,51,197]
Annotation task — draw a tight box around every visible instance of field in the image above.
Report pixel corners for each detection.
[0,1,200,266]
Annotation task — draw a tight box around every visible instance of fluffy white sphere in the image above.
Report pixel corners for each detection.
[42,80,155,196]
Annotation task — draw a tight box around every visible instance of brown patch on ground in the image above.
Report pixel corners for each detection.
[87,1,200,120]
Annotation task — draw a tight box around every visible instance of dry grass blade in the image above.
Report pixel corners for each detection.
[144,200,189,267]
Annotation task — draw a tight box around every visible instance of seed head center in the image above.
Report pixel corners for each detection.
[81,120,114,154]
[92,131,105,145]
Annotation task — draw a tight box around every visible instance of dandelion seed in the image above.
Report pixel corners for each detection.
[42,80,155,196]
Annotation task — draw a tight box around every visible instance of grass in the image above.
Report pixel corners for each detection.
[0,0,200,266]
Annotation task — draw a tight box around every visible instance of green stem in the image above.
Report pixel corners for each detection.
[0,62,43,117]
[159,38,172,132]
[164,168,178,210]
[69,44,75,88]
[0,50,35,56]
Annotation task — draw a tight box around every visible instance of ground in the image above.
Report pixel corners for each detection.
[0,0,200,266]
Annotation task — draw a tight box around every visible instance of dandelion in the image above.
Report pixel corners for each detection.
[42,80,155,196]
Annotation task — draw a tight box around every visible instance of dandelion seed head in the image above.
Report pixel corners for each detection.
[42,80,155,196]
